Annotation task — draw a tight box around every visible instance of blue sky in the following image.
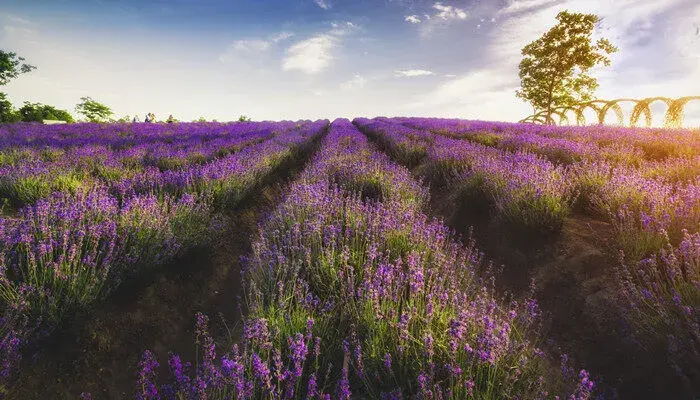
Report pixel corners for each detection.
[1,0,699,125]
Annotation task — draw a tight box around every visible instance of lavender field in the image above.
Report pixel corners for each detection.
[0,119,697,399]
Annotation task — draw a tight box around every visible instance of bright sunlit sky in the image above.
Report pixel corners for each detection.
[1,0,699,125]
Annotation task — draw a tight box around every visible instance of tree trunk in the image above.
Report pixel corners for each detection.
[545,73,558,125]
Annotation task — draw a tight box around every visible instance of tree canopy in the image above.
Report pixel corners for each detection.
[18,101,75,123]
[0,50,36,86]
[516,11,617,124]
[75,96,114,122]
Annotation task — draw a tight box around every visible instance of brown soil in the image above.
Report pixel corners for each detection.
[9,138,323,399]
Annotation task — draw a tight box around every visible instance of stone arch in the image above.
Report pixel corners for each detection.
[575,102,604,125]
[664,96,700,128]
[599,99,637,125]
[520,97,699,127]
[630,97,672,127]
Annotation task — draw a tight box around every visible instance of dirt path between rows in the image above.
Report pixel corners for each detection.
[9,139,323,399]
[426,185,692,399]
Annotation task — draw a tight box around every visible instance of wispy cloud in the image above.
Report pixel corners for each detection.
[231,39,271,53]
[405,15,422,24]
[340,74,367,90]
[219,31,294,68]
[395,69,435,77]
[3,14,33,25]
[314,0,330,10]
[330,21,359,36]
[497,0,561,17]
[270,31,294,43]
[405,2,470,36]
[432,2,468,21]
[402,69,525,119]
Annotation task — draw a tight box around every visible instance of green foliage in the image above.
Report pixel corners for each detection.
[18,101,75,123]
[238,115,251,122]
[75,96,113,122]
[0,92,21,122]
[0,50,36,86]
[516,11,617,124]
[193,117,207,122]
[116,115,131,123]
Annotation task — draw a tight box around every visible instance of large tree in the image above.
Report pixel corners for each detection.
[75,96,113,122]
[0,50,36,86]
[516,11,617,124]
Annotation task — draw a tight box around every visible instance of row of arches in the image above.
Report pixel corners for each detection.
[519,96,700,128]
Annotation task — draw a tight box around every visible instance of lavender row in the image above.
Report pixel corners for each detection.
[355,118,574,235]
[0,121,300,150]
[0,122,295,168]
[393,117,699,184]
[392,117,699,162]
[355,117,700,390]
[0,122,301,209]
[384,118,699,261]
[0,120,329,393]
[357,118,699,247]
[127,119,593,400]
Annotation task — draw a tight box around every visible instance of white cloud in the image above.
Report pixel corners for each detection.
[282,21,358,75]
[395,69,435,77]
[340,74,366,90]
[432,2,468,21]
[409,2,469,36]
[314,0,330,10]
[282,34,336,74]
[405,15,422,24]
